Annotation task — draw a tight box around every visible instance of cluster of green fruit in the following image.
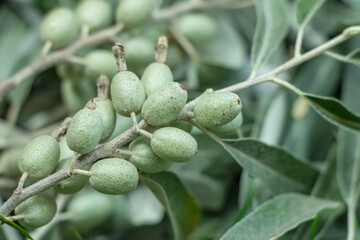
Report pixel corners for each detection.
[0,0,242,231]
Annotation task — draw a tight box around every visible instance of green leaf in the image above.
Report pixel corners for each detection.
[295,0,326,26]
[198,18,246,70]
[220,193,340,240]
[303,93,360,132]
[0,215,34,240]
[216,138,319,193]
[337,65,360,204]
[251,0,288,73]
[140,172,201,240]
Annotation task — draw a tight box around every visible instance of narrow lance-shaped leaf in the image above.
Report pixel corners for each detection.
[220,193,340,240]
[251,0,288,73]
[216,138,319,194]
[0,215,34,240]
[140,172,201,240]
[303,93,360,132]
[337,65,360,204]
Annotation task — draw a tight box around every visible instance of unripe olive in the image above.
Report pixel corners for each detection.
[176,13,218,45]
[110,71,146,116]
[15,193,57,229]
[210,112,243,134]
[124,37,154,70]
[129,137,172,173]
[56,62,83,82]
[89,158,139,195]
[151,127,198,163]
[67,190,113,231]
[19,135,60,179]
[66,107,103,154]
[54,158,89,194]
[141,63,174,97]
[116,0,157,27]
[84,50,117,81]
[141,82,188,126]
[86,97,116,143]
[76,0,111,32]
[0,147,23,177]
[194,92,242,128]
[40,8,79,48]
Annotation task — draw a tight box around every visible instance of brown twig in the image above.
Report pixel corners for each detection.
[51,117,72,142]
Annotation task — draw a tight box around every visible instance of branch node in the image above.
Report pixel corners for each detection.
[112,42,127,72]
[97,74,110,99]
[155,35,168,63]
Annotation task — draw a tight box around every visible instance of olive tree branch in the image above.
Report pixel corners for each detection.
[0,120,150,216]
[0,24,124,102]
[178,25,360,118]
[1,24,359,219]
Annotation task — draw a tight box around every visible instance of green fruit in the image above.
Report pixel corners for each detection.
[141,62,173,97]
[89,158,139,195]
[76,0,111,32]
[129,137,172,173]
[210,112,243,134]
[19,135,60,179]
[60,78,96,114]
[86,97,116,143]
[67,190,113,231]
[111,71,145,116]
[124,37,155,70]
[116,0,157,26]
[141,82,188,126]
[66,107,103,154]
[84,50,117,81]
[15,193,57,229]
[54,158,89,194]
[0,147,23,177]
[40,8,79,48]
[194,92,242,128]
[151,127,197,163]
[176,13,218,45]
[56,62,83,82]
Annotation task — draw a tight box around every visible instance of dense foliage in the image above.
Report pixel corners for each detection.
[1,0,360,239]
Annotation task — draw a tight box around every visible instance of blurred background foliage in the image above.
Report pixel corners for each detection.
[1,0,360,239]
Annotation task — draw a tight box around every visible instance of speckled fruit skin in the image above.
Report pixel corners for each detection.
[84,50,117,81]
[89,158,139,195]
[15,193,57,229]
[151,127,198,163]
[124,37,154,69]
[67,191,113,231]
[176,13,218,45]
[129,137,172,173]
[141,63,174,97]
[86,98,116,143]
[116,0,156,26]
[111,71,146,117]
[19,135,60,179]
[40,8,79,48]
[0,147,23,177]
[210,112,243,134]
[141,82,188,126]
[76,0,111,32]
[55,158,89,194]
[194,92,242,128]
[66,108,103,154]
